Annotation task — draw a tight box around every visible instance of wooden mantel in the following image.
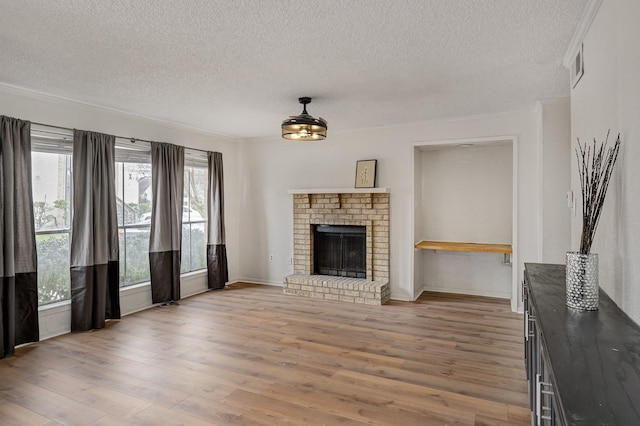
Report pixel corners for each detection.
[415,240,512,254]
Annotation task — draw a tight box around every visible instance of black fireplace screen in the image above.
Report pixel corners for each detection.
[313,225,366,278]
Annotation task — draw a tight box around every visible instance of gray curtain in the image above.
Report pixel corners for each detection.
[149,142,184,303]
[207,152,228,290]
[0,116,39,358]
[70,130,120,332]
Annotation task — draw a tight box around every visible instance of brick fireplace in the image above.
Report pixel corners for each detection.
[283,189,390,305]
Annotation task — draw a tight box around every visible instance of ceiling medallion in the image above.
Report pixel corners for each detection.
[281,97,327,141]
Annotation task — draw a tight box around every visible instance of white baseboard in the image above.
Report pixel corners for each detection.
[421,286,511,300]
[119,283,153,316]
[235,277,284,287]
[38,301,71,340]
[180,271,208,298]
[389,290,414,302]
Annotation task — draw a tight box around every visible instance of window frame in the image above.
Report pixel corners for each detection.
[31,126,74,306]
[181,151,208,274]
[115,141,153,287]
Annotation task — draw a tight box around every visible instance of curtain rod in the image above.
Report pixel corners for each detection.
[30,120,212,155]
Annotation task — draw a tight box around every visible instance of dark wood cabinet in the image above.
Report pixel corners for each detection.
[524,276,562,425]
[524,263,640,425]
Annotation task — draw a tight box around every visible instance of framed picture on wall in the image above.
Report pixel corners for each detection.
[571,43,584,88]
[355,159,377,188]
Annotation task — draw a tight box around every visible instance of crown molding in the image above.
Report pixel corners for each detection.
[563,0,603,68]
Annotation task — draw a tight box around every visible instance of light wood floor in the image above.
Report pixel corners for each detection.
[0,283,530,425]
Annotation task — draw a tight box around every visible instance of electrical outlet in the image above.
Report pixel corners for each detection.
[269,253,274,262]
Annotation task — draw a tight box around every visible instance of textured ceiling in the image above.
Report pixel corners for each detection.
[0,1,587,139]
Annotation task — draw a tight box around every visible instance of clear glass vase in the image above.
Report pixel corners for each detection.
[566,252,599,311]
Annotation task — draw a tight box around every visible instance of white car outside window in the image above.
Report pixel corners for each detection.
[139,208,203,223]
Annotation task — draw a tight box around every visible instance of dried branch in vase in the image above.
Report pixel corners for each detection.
[576,130,621,255]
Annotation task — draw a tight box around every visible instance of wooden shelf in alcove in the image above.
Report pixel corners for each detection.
[414,240,512,254]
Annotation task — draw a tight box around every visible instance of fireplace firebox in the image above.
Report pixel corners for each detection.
[313,225,366,278]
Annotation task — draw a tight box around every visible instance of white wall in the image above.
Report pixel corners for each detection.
[239,110,542,303]
[2,79,575,324]
[421,251,512,299]
[416,143,513,299]
[413,146,424,298]
[420,144,512,243]
[537,99,572,263]
[570,0,640,323]
[0,84,241,339]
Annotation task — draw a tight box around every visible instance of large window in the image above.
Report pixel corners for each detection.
[31,131,207,302]
[115,141,153,287]
[31,127,73,305]
[182,150,208,273]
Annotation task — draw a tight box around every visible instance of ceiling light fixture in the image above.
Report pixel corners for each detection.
[282,97,327,141]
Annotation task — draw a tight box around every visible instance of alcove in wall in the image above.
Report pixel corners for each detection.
[412,136,518,309]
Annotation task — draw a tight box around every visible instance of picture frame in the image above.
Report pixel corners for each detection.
[355,159,377,188]
[571,43,584,88]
